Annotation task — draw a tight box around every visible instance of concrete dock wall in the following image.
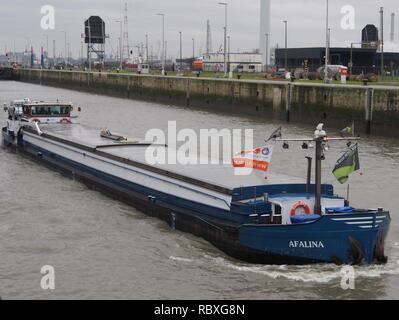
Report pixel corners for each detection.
[14,68,399,137]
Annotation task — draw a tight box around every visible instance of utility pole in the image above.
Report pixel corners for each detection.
[283,20,288,71]
[179,31,183,73]
[116,20,123,70]
[324,0,329,83]
[380,7,385,80]
[81,42,84,67]
[122,2,130,60]
[61,31,67,66]
[192,38,195,59]
[67,42,70,66]
[145,34,149,63]
[43,34,49,64]
[227,35,231,73]
[156,13,165,73]
[265,33,269,72]
[53,39,56,62]
[219,2,228,77]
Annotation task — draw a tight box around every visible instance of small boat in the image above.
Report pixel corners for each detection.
[2,100,391,265]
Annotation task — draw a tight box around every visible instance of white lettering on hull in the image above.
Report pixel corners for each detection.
[289,241,325,249]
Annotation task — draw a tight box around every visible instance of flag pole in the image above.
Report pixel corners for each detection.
[347,184,350,203]
[314,137,323,215]
[272,124,360,215]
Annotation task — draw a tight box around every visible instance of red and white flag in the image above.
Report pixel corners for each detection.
[232,146,274,172]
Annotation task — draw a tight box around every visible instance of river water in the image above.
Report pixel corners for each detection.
[1,80,399,300]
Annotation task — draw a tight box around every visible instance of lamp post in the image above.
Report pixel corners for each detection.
[283,20,288,71]
[179,31,183,74]
[227,35,231,73]
[380,7,384,80]
[324,0,329,83]
[192,38,195,59]
[61,31,67,66]
[145,34,149,63]
[67,42,70,66]
[43,34,49,62]
[115,20,123,70]
[218,2,228,78]
[156,13,165,73]
[265,33,269,72]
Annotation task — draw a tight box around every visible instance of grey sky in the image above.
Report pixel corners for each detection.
[0,0,398,58]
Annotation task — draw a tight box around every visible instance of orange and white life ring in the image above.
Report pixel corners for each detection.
[290,201,311,216]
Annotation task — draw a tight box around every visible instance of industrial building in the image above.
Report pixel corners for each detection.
[275,22,399,76]
[275,47,399,76]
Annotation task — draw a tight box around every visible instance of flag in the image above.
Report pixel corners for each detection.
[266,127,282,142]
[332,143,360,184]
[340,122,355,137]
[232,146,274,172]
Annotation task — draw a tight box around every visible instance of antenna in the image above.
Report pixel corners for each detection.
[122,2,130,61]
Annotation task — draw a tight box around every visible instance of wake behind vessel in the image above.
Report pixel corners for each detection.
[2,100,391,265]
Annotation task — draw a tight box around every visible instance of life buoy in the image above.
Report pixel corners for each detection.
[290,201,311,216]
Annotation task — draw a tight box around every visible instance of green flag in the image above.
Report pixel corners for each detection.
[332,144,360,184]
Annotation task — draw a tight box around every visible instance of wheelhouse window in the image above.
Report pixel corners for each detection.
[30,105,71,117]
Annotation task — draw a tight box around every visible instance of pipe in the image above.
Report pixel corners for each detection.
[305,156,312,194]
[33,121,43,136]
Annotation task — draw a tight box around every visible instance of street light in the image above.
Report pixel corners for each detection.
[145,34,149,63]
[192,38,195,59]
[61,31,67,66]
[227,35,231,74]
[218,2,228,78]
[156,13,165,73]
[43,34,49,61]
[265,33,269,72]
[179,31,183,74]
[380,7,385,80]
[115,20,123,70]
[283,20,288,71]
[324,0,329,83]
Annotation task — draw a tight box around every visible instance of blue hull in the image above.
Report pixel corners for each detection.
[8,132,391,265]
[240,212,390,264]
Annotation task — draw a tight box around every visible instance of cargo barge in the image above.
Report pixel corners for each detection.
[2,100,391,265]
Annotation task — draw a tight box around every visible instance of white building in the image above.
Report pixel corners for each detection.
[203,53,263,73]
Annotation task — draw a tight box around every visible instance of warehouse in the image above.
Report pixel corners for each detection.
[275,47,399,76]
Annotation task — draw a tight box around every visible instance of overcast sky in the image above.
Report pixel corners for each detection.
[0,0,398,58]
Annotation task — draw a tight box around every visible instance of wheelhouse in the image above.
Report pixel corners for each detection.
[22,103,72,118]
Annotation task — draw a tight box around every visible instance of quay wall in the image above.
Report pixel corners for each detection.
[13,68,399,137]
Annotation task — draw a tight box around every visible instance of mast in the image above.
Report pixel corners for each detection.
[274,123,359,216]
[314,137,323,215]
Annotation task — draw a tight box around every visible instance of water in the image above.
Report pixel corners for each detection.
[1,80,399,299]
